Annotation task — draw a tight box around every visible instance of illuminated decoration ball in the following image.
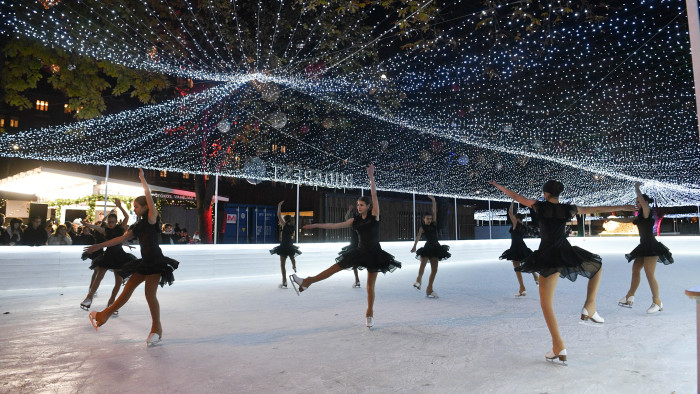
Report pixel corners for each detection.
[299,124,310,135]
[322,118,333,129]
[268,111,287,129]
[419,150,431,162]
[12,144,20,150]
[243,157,266,185]
[217,120,231,133]
[50,63,60,73]
[260,83,280,102]
[457,155,469,165]
[380,140,389,152]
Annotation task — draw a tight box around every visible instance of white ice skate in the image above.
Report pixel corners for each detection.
[618,295,634,308]
[366,316,374,328]
[580,307,604,323]
[146,332,162,347]
[289,274,306,295]
[279,283,288,289]
[413,281,421,290]
[545,349,567,365]
[353,281,361,288]
[646,302,663,314]
[427,291,439,298]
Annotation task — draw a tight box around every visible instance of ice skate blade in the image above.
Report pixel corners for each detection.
[426,292,438,298]
[146,333,162,347]
[618,302,632,308]
[514,291,526,298]
[545,349,567,365]
[366,316,374,328]
[88,311,101,331]
[289,274,306,295]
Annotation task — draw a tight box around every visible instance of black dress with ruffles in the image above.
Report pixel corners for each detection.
[625,211,673,265]
[87,226,137,271]
[117,219,180,287]
[516,201,602,282]
[415,223,451,261]
[499,222,533,262]
[269,223,302,257]
[338,228,358,255]
[335,214,402,273]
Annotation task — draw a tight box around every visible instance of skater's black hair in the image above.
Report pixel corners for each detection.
[542,180,564,197]
[515,213,525,221]
[357,195,373,213]
[283,215,293,224]
[641,194,654,204]
[133,195,149,220]
[107,212,118,221]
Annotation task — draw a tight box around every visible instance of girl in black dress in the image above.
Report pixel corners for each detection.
[410,196,451,298]
[499,201,539,297]
[490,180,634,363]
[79,199,135,312]
[270,201,301,289]
[292,165,401,327]
[85,169,180,346]
[617,182,673,313]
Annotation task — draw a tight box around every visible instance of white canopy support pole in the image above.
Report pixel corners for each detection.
[488,199,492,240]
[697,205,700,234]
[454,197,458,240]
[412,192,416,240]
[214,175,219,244]
[686,0,700,138]
[296,183,300,243]
[102,164,110,219]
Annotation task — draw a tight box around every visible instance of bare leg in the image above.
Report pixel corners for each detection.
[625,258,644,298]
[366,271,378,317]
[539,274,565,354]
[643,257,661,305]
[533,272,540,284]
[108,272,123,307]
[144,274,162,336]
[513,261,526,294]
[279,255,287,285]
[94,274,146,325]
[583,267,603,315]
[353,268,360,284]
[416,257,428,285]
[290,256,297,272]
[87,267,108,299]
[426,258,438,295]
[301,264,344,288]
[89,269,98,292]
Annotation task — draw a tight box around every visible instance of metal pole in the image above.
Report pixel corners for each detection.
[488,199,492,240]
[412,193,416,240]
[296,183,300,243]
[686,0,700,138]
[361,187,364,196]
[214,175,219,244]
[454,197,458,240]
[102,164,110,219]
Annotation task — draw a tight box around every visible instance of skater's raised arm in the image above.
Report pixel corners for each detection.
[303,218,354,230]
[577,204,635,215]
[115,198,130,230]
[277,201,286,226]
[634,182,651,219]
[429,196,437,224]
[410,226,424,253]
[81,220,106,235]
[489,181,536,208]
[139,169,158,225]
[508,201,518,229]
[368,164,379,220]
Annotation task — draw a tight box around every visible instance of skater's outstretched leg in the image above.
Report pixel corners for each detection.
[513,261,526,295]
[643,257,661,306]
[366,271,378,317]
[426,258,438,296]
[95,274,145,325]
[144,274,162,338]
[539,274,565,355]
[300,263,344,288]
[279,255,287,286]
[625,258,644,299]
[583,268,602,315]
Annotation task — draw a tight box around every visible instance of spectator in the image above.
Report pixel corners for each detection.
[48,224,73,245]
[0,213,5,240]
[75,225,96,245]
[177,228,190,244]
[23,216,48,246]
[1,218,23,245]
[160,223,176,244]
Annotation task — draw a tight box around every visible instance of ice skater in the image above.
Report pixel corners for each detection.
[341,204,362,288]
[79,199,136,313]
[84,169,180,346]
[410,195,451,298]
[499,201,538,297]
[293,164,402,327]
[490,179,634,363]
[269,200,301,289]
[615,182,673,313]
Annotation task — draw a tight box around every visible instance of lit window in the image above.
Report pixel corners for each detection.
[187,79,194,88]
[160,170,168,177]
[271,144,277,152]
[0,118,4,127]
[205,175,210,181]
[36,100,49,111]
[280,145,286,154]
[182,172,190,179]
[10,117,19,127]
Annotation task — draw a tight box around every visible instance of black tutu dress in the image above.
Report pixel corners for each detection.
[499,222,533,262]
[415,223,451,261]
[335,214,402,273]
[625,211,673,265]
[269,223,302,257]
[516,201,602,282]
[338,229,358,255]
[86,226,137,271]
[117,219,180,287]
[81,232,104,262]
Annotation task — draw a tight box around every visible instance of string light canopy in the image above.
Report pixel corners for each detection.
[0,0,699,206]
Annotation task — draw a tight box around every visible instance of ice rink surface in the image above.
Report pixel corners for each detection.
[1,237,698,393]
